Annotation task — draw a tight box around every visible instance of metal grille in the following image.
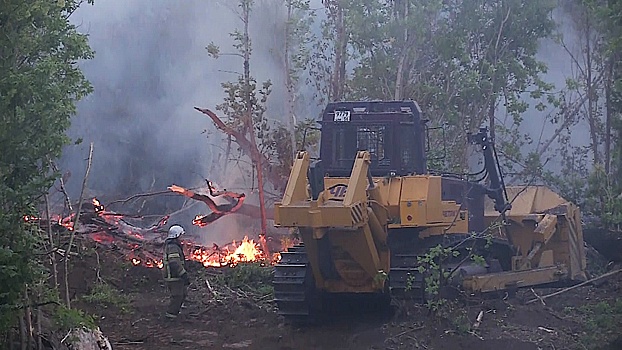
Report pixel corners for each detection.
[357,126,388,165]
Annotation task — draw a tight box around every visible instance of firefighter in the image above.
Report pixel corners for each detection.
[162,224,190,318]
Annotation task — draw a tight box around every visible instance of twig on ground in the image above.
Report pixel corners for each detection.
[468,330,484,340]
[130,318,146,327]
[114,341,144,345]
[95,250,103,283]
[538,326,556,334]
[526,269,622,304]
[472,310,484,329]
[530,288,546,305]
[385,325,425,342]
[205,279,218,299]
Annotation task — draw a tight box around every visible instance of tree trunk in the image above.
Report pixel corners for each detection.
[394,0,409,101]
[585,12,601,165]
[488,100,496,140]
[605,55,613,174]
[285,0,297,159]
[19,314,25,350]
[65,142,94,307]
[194,108,287,190]
[241,0,269,254]
[329,2,346,101]
[23,290,33,350]
[36,306,42,350]
[44,194,58,289]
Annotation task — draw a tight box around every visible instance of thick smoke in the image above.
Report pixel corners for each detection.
[61,1,295,243]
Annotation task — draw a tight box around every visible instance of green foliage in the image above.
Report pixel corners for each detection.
[312,0,556,171]
[82,282,132,313]
[53,305,96,331]
[0,0,93,334]
[414,244,459,309]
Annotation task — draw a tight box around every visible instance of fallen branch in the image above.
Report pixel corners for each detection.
[526,269,622,305]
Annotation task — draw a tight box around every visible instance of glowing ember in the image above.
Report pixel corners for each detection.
[23,215,39,222]
[131,258,141,266]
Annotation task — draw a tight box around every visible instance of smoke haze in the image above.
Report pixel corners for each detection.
[61,1,300,243]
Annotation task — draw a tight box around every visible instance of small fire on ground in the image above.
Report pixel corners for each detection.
[128,236,279,269]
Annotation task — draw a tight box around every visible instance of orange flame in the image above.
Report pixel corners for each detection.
[92,198,104,213]
[188,236,267,267]
[193,214,208,227]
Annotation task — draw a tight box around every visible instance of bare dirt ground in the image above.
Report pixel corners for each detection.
[67,240,622,350]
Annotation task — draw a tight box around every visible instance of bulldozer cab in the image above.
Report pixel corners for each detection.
[319,101,428,177]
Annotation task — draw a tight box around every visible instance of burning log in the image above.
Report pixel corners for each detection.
[38,190,289,272]
[168,183,275,228]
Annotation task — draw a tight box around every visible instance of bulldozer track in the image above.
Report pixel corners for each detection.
[273,244,316,319]
[389,253,426,302]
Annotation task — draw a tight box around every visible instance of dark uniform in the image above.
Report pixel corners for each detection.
[163,238,189,318]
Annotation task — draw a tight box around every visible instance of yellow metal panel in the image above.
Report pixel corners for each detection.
[400,200,426,226]
[399,177,428,226]
[538,250,554,268]
[281,151,310,206]
[298,228,326,289]
[329,226,381,282]
[344,151,371,206]
[462,265,568,293]
[425,177,443,223]
[386,177,403,220]
[274,205,363,228]
[400,176,429,201]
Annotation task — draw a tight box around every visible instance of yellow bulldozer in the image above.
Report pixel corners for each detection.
[272,101,586,318]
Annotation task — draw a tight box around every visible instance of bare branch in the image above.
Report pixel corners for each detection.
[64,142,94,308]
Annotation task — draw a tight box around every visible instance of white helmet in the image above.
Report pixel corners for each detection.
[167,225,185,239]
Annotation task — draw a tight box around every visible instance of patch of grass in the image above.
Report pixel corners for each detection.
[568,299,622,349]
[82,282,132,313]
[216,262,274,296]
[53,305,96,331]
[434,300,472,335]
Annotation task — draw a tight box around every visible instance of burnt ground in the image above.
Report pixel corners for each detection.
[65,240,622,350]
